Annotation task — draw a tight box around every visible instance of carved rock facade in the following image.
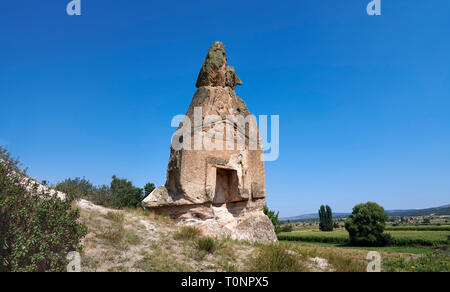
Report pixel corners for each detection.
[142,42,277,243]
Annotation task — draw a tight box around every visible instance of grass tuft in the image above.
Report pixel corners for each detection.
[174,226,202,241]
[98,225,125,245]
[103,211,124,224]
[195,236,216,253]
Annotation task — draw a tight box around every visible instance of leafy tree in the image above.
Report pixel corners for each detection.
[0,146,87,272]
[345,202,392,246]
[319,205,334,231]
[264,205,281,234]
[56,177,95,200]
[144,182,156,197]
[422,218,431,225]
[110,175,143,209]
[88,185,112,206]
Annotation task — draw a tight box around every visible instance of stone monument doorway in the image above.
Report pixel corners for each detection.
[213,168,239,205]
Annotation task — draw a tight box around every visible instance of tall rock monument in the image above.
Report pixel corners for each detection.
[142,42,277,243]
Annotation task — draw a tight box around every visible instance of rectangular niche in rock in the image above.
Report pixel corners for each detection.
[213,168,239,205]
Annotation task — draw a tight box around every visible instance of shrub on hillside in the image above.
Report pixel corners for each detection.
[0,146,87,272]
[109,175,143,209]
[264,206,281,234]
[174,226,202,241]
[345,202,392,246]
[195,237,216,253]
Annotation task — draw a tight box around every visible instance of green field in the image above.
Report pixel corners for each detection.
[278,230,450,246]
[281,240,437,255]
[385,225,450,232]
[292,226,320,231]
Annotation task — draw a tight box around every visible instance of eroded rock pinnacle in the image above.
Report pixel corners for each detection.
[196,41,243,89]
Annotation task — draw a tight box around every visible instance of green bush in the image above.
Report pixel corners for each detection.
[422,218,431,225]
[0,147,87,272]
[345,202,391,246]
[195,237,216,253]
[109,175,144,209]
[280,225,293,232]
[174,226,202,241]
[264,205,281,234]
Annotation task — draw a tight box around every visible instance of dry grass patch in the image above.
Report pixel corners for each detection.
[213,238,240,272]
[98,225,126,245]
[287,242,389,272]
[134,249,193,272]
[247,243,310,272]
[322,252,366,272]
[103,211,124,223]
[125,207,174,225]
[97,211,141,249]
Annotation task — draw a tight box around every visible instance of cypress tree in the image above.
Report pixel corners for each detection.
[319,205,334,231]
[319,205,326,231]
[326,205,334,231]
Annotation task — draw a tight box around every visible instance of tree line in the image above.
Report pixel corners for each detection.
[55,176,155,209]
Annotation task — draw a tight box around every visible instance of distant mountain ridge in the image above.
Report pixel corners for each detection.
[281,204,450,222]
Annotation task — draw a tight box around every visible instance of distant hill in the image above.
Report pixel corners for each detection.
[281,204,450,222]
[386,204,450,217]
[281,212,350,222]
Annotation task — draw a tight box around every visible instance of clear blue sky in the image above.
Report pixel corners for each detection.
[1,1,449,217]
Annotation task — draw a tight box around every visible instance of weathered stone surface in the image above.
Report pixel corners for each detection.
[142,42,277,243]
[196,42,243,89]
[141,186,192,207]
